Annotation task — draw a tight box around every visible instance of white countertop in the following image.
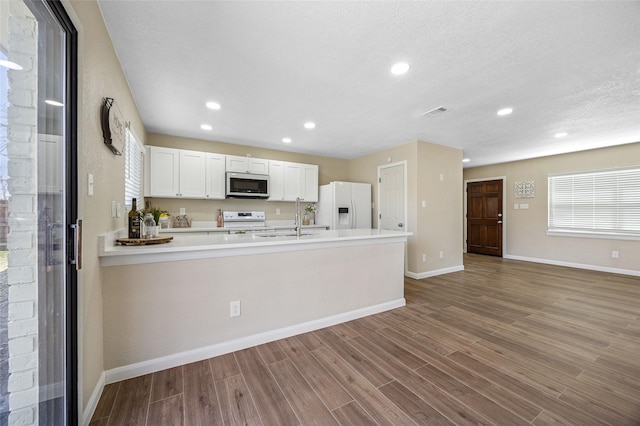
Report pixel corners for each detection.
[99,228,411,267]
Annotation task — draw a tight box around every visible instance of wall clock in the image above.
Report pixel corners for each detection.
[100,97,123,155]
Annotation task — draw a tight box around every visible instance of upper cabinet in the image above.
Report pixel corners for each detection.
[226,155,269,175]
[205,153,226,199]
[268,161,286,201]
[145,146,209,198]
[145,146,317,202]
[269,160,318,202]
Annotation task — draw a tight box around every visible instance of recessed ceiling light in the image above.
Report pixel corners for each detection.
[304,122,315,129]
[45,99,64,107]
[497,108,513,116]
[282,138,292,143]
[0,59,23,70]
[200,124,212,130]
[554,132,568,138]
[462,158,471,163]
[391,62,410,75]
[206,101,221,110]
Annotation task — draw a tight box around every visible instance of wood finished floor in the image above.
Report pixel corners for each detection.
[91,254,640,425]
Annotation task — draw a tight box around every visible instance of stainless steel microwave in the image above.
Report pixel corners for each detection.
[226,172,270,198]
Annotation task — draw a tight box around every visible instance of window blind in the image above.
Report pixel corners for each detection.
[548,167,640,238]
[124,127,144,209]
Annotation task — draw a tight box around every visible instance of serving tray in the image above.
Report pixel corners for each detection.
[116,236,173,246]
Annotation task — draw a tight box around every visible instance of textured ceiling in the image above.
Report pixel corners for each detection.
[97,1,640,167]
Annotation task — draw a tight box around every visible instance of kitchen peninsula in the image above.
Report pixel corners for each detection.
[98,229,410,382]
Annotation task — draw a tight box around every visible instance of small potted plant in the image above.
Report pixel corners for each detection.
[303,203,316,225]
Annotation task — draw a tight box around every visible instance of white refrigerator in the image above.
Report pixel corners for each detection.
[316,181,372,229]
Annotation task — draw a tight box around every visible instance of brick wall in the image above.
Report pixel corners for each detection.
[7,1,39,424]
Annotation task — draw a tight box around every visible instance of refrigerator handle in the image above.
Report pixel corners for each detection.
[350,200,356,229]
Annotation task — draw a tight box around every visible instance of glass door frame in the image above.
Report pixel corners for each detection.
[26,0,79,422]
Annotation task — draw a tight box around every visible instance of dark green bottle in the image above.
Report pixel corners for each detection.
[128,198,141,238]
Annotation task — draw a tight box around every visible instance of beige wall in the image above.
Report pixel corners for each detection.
[65,0,146,416]
[463,143,640,273]
[146,133,349,221]
[416,142,464,273]
[349,141,464,275]
[102,241,405,370]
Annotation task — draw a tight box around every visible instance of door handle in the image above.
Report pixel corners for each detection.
[70,219,82,270]
[498,213,503,217]
[497,221,503,224]
[398,223,403,228]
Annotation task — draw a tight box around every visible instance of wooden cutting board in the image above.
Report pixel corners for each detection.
[116,236,173,246]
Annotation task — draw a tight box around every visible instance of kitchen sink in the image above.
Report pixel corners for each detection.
[256,232,315,237]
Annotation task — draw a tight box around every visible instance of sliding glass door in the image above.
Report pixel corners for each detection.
[1,0,77,424]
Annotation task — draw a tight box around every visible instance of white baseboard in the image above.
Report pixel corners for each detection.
[82,371,105,426]
[503,254,640,277]
[104,298,406,385]
[405,265,465,280]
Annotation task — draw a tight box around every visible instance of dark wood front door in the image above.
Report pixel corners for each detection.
[467,180,503,256]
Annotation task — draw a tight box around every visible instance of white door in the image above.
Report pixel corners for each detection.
[379,163,406,231]
[148,146,180,197]
[334,182,352,229]
[179,150,206,198]
[351,183,372,228]
[205,153,225,199]
[268,160,285,201]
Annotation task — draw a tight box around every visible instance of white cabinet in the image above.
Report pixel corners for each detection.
[226,155,269,175]
[179,150,206,198]
[268,160,286,201]
[269,161,318,202]
[146,146,206,198]
[205,153,226,199]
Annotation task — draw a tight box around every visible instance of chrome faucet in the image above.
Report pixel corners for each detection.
[295,197,302,237]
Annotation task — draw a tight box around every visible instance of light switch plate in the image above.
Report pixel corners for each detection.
[87,174,94,196]
[514,204,519,210]
[111,200,117,218]
[520,203,529,209]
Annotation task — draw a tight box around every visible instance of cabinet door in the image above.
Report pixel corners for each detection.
[226,155,249,173]
[268,160,285,201]
[179,150,206,198]
[249,158,269,175]
[148,146,180,197]
[283,163,301,201]
[301,164,319,202]
[205,153,226,199]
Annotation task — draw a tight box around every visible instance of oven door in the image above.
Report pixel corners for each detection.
[226,173,269,198]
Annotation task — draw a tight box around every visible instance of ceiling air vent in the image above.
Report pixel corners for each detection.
[421,106,449,117]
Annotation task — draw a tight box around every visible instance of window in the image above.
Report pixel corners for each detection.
[124,126,144,208]
[548,167,640,239]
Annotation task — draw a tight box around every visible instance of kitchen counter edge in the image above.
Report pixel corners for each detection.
[98,229,411,267]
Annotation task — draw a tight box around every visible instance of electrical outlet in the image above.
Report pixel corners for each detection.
[230,300,241,317]
[421,200,426,208]
[612,251,619,259]
[276,208,281,215]
[422,254,426,262]
[439,251,444,259]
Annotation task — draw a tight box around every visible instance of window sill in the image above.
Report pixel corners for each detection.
[546,230,640,241]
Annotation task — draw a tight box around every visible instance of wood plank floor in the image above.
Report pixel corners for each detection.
[90,254,640,425]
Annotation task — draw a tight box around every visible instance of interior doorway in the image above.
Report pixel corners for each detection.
[378,161,406,231]
[466,179,504,257]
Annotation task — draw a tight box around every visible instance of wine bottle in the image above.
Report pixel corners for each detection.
[217,209,223,227]
[128,198,141,238]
